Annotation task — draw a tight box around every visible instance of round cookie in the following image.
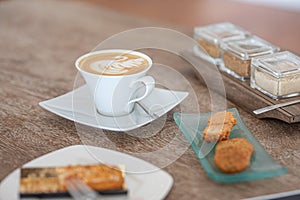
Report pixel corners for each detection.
[214,138,254,174]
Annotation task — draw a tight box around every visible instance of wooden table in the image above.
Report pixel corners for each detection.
[0,0,300,199]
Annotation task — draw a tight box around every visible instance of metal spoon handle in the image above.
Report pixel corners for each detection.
[136,101,160,119]
[253,99,300,115]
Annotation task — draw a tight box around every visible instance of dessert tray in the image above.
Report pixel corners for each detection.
[173,108,287,183]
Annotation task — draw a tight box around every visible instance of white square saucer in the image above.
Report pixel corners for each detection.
[39,85,188,131]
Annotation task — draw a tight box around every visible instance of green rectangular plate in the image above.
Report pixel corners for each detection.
[173,108,287,183]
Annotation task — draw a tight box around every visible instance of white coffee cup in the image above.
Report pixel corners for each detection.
[75,49,155,116]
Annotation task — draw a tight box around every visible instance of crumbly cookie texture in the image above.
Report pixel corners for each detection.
[214,138,254,174]
[203,111,237,142]
[207,111,236,125]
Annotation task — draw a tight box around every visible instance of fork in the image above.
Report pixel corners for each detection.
[65,178,98,200]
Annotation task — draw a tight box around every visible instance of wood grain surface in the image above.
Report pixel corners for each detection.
[0,0,300,199]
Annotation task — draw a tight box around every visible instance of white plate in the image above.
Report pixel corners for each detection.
[0,145,173,200]
[39,85,188,131]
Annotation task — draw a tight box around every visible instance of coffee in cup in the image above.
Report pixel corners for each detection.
[78,52,149,76]
[75,50,155,117]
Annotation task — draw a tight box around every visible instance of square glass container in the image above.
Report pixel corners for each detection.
[194,22,250,65]
[220,36,280,81]
[251,51,300,100]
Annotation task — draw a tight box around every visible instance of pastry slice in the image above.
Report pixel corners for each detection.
[20,164,127,198]
[203,111,237,142]
[203,123,234,142]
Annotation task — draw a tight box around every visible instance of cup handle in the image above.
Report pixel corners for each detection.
[128,76,155,104]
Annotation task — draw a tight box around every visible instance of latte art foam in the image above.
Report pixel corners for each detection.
[90,56,146,74]
[79,52,149,76]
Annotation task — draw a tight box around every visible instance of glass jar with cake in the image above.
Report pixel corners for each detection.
[220,36,280,81]
[251,51,300,100]
[194,22,250,65]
